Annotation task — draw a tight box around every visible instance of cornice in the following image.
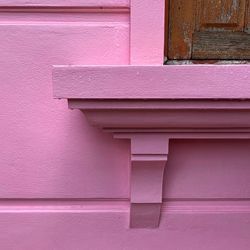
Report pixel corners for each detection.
[53,64,250,228]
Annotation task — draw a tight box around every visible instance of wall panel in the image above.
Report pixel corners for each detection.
[0,6,130,198]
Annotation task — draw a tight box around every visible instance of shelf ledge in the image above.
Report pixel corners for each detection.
[52,65,250,228]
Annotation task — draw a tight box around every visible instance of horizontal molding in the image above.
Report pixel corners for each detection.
[0,22,129,27]
[0,5,130,24]
[0,11,129,23]
[0,0,130,8]
[0,8,129,13]
[108,128,250,133]
[53,65,250,99]
[1,200,250,214]
[84,110,250,129]
[116,132,250,139]
[2,205,250,249]
[69,100,250,110]
[163,200,250,214]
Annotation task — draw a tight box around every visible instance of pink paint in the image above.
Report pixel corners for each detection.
[0,0,130,7]
[53,67,250,228]
[1,0,250,247]
[1,201,250,250]
[130,0,165,64]
[0,6,129,199]
[53,65,250,99]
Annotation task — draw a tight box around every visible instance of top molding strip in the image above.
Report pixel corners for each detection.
[53,65,250,99]
[0,0,130,8]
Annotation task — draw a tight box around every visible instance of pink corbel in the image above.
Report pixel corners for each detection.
[115,133,169,228]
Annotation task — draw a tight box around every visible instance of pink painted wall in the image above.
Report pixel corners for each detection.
[0,7,130,198]
[1,1,250,249]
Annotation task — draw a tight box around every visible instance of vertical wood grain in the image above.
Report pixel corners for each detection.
[164,0,169,58]
[168,0,196,59]
[168,0,250,59]
[245,0,250,33]
[196,0,246,31]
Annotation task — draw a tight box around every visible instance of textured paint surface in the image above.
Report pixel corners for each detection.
[53,65,250,99]
[1,0,250,249]
[1,201,250,250]
[0,9,130,198]
[130,0,165,64]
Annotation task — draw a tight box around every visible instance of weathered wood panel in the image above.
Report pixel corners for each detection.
[168,0,195,59]
[193,31,250,59]
[245,0,250,32]
[167,0,250,60]
[196,0,246,30]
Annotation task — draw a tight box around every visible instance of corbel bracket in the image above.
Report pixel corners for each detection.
[115,134,169,228]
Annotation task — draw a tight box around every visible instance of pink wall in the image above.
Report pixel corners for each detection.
[0,7,130,198]
[1,1,250,249]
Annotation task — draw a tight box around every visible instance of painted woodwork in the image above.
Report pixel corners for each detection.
[1,0,250,248]
[0,0,130,7]
[0,2,130,200]
[53,64,250,228]
[53,65,250,99]
[131,0,165,64]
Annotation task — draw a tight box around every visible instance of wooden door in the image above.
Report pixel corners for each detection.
[167,0,250,60]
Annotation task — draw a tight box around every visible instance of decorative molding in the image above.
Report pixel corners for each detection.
[53,65,250,99]
[53,65,250,228]
[0,0,130,8]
